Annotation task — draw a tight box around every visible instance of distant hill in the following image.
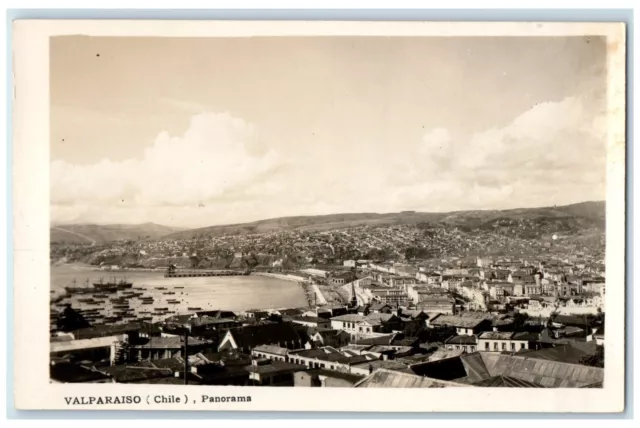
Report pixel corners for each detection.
[50,222,186,244]
[164,201,605,240]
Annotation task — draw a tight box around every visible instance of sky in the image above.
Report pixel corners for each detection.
[50,36,608,228]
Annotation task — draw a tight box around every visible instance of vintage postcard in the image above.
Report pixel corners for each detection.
[12,20,626,412]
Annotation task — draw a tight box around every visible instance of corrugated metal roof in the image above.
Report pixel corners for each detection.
[354,369,468,388]
[50,335,125,354]
[480,353,604,387]
[473,375,544,388]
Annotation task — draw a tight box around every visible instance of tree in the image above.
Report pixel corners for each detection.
[579,345,604,368]
[56,305,90,332]
[512,312,530,331]
[403,320,426,338]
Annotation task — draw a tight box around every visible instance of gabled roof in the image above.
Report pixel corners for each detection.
[352,334,398,346]
[459,352,604,387]
[353,369,468,388]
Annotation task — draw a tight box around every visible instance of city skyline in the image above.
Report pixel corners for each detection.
[51,36,608,228]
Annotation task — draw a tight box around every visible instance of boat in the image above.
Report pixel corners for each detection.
[187,307,202,311]
[51,295,65,304]
[93,277,133,291]
[174,286,184,289]
[162,292,176,295]
[64,279,95,294]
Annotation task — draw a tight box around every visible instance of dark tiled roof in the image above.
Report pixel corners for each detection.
[100,365,173,383]
[196,310,237,318]
[245,361,306,375]
[430,315,489,328]
[446,335,478,345]
[227,322,300,349]
[50,363,112,383]
[304,368,364,384]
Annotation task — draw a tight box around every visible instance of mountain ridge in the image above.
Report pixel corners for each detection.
[50,201,605,244]
[163,201,605,240]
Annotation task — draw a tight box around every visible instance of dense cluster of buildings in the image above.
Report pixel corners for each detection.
[50,256,605,388]
[50,218,606,389]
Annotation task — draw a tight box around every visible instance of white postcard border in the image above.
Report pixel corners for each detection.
[12,20,627,412]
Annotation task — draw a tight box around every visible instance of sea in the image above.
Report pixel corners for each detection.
[50,263,308,324]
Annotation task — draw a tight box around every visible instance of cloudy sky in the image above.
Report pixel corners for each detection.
[50,36,607,228]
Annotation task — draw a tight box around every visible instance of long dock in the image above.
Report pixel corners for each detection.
[164,270,250,278]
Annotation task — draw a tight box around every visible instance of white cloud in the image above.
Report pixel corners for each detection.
[52,96,607,228]
[387,96,606,211]
[51,112,283,223]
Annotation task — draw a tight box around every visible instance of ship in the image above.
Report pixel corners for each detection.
[93,277,133,291]
[64,279,95,294]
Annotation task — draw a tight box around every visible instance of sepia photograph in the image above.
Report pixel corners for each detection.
[12,20,626,412]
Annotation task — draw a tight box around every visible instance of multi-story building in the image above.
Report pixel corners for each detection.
[478,331,534,353]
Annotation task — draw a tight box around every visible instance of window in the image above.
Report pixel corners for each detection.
[510,343,515,351]
[485,342,490,350]
[501,343,506,351]
[493,342,498,350]
[520,343,526,350]
[470,346,475,352]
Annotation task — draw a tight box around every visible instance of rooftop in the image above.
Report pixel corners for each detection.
[430,315,488,328]
[354,369,468,388]
[50,335,125,354]
[331,314,365,323]
[245,361,306,375]
[253,344,289,356]
[303,368,364,384]
[478,331,515,340]
[446,335,479,345]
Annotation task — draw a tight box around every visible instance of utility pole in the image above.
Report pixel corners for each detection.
[183,331,189,385]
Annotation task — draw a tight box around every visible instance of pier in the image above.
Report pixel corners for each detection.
[164,270,250,278]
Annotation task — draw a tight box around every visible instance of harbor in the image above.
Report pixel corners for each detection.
[50,263,308,329]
